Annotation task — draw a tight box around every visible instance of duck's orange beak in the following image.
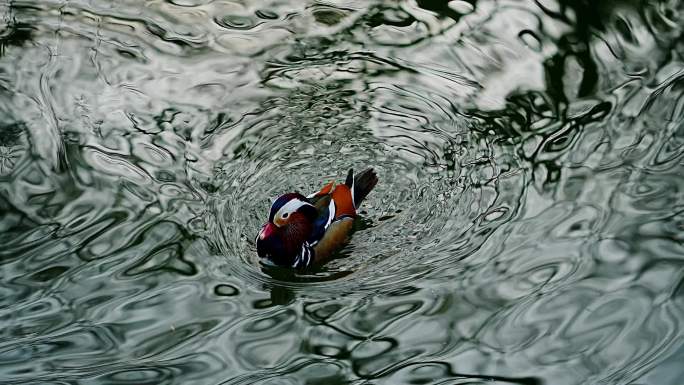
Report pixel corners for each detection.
[258,222,277,240]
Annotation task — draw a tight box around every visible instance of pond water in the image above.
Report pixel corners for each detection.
[1,0,684,384]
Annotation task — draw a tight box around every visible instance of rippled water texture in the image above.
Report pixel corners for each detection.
[1,0,684,384]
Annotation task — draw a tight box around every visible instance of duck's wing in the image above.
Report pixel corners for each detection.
[312,217,354,263]
[307,181,334,206]
[304,172,366,259]
[306,193,335,245]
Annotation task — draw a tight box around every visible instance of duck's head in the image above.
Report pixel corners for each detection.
[256,193,317,265]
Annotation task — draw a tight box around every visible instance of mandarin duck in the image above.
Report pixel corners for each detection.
[256,168,378,269]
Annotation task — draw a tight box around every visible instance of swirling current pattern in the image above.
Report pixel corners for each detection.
[1,0,683,384]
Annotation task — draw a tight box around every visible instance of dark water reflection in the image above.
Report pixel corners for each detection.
[1,0,684,384]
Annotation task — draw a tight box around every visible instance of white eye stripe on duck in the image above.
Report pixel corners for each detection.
[274,199,314,223]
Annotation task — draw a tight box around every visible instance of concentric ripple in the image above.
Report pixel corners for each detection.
[209,66,522,295]
[1,1,684,385]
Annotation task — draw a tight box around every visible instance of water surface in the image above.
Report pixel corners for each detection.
[1,0,684,384]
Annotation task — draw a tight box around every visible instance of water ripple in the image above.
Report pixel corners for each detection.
[1,0,684,384]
